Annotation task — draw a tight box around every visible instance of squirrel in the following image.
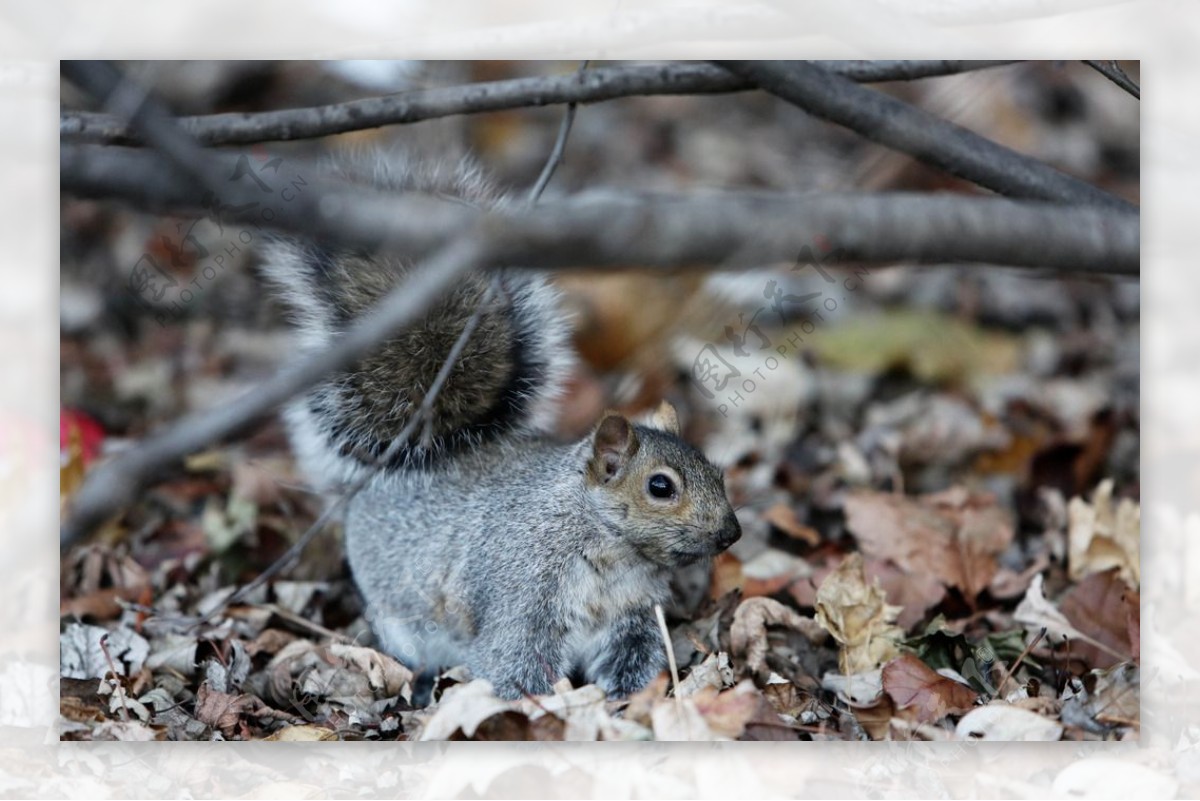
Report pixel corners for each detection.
[259,153,742,701]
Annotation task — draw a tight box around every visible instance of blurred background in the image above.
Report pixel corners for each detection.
[57,60,1141,741]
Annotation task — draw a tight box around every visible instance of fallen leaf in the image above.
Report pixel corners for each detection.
[730,597,826,675]
[843,487,1014,604]
[417,680,519,741]
[262,724,338,741]
[1059,569,1137,669]
[194,680,286,738]
[677,652,734,697]
[740,548,812,598]
[708,551,744,599]
[60,623,150,680]
[691,680,765,739]
[762,503,820,545]
[955,703,1063,741]
[1013,575,1126,666]
[327,643,412,700]
[882,653,978,724]
[790,555,943,630]
[1068,479,1140,587]
[1061,662,1139,733]
[821,669,883,707]
[814,553,903,675]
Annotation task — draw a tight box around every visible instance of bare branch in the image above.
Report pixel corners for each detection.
[1084,60,1140,100]
[60,61,1019,147]
[62,144,1139,276]
[718,60,1135,213]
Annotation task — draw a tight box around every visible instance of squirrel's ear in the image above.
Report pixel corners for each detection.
[591,412,640,483]
[650,400,681,435]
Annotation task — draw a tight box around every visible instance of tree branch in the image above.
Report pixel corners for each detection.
[60,61,1018,147]
[718,60,1135,213]
[62,144,1139,276]
[1084,60,1140,100]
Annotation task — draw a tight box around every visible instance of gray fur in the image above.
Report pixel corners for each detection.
[262,153,740,699]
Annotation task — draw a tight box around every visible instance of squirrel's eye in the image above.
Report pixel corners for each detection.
[647,473,675,499]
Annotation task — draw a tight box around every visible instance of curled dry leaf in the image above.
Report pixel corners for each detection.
[881,653,978,724]
[676,652,734,697]
[327,643,412,700]
[843,486,1014,603]
[730,597,826,675]
[955,702,1063,741]
[194,680,289,738]
[814,553,903,675]
[1068,479,1140,587]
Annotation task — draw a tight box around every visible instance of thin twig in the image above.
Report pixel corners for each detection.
[654,603,685,733]
[995,626,1047,698]
[718,60,1134,213]
[527,61,587,205]
[61,61,1020,147]
[1084,60,1140,100]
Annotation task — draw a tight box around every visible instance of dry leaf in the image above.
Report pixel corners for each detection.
[762,503,820,545]
[194,680,284,738]
[955,703,1063,741]
[1013,575,1126,665]
[1061,662,1139,733]
[1059,569,1137,669]
[814,553,903,675]
[690,680,765,739]
[708,551,744,599]
[327,643,413,700]
[417,680,519,741]
[790,555,944,630]
[843,486,1014,603]
[262,724,338,741]
[1068,479,1140,587]
[730,597,826,675]
[882,653,978,724]
[677,652,734,697]
[740,548,812,598]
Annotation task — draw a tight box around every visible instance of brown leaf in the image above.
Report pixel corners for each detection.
[708,551,744,600]
[730,597,826,675]
[843,487,1014,603]
[882,653,978,724]
[1060,569,1137,669]
[763,503,820,545]
[814,553,903,675]
[692,680,765,739]
[194,680,283,738]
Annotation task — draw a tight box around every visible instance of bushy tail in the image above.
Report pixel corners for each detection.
[259,153,572,489]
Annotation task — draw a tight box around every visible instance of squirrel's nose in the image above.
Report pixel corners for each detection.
[716,512,742,550]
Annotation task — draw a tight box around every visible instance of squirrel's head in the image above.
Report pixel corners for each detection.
[584,401,741,566]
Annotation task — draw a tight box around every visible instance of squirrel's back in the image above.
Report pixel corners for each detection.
[259,153,572,488]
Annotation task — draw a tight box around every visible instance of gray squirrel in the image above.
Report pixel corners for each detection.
[260,153,741,701]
